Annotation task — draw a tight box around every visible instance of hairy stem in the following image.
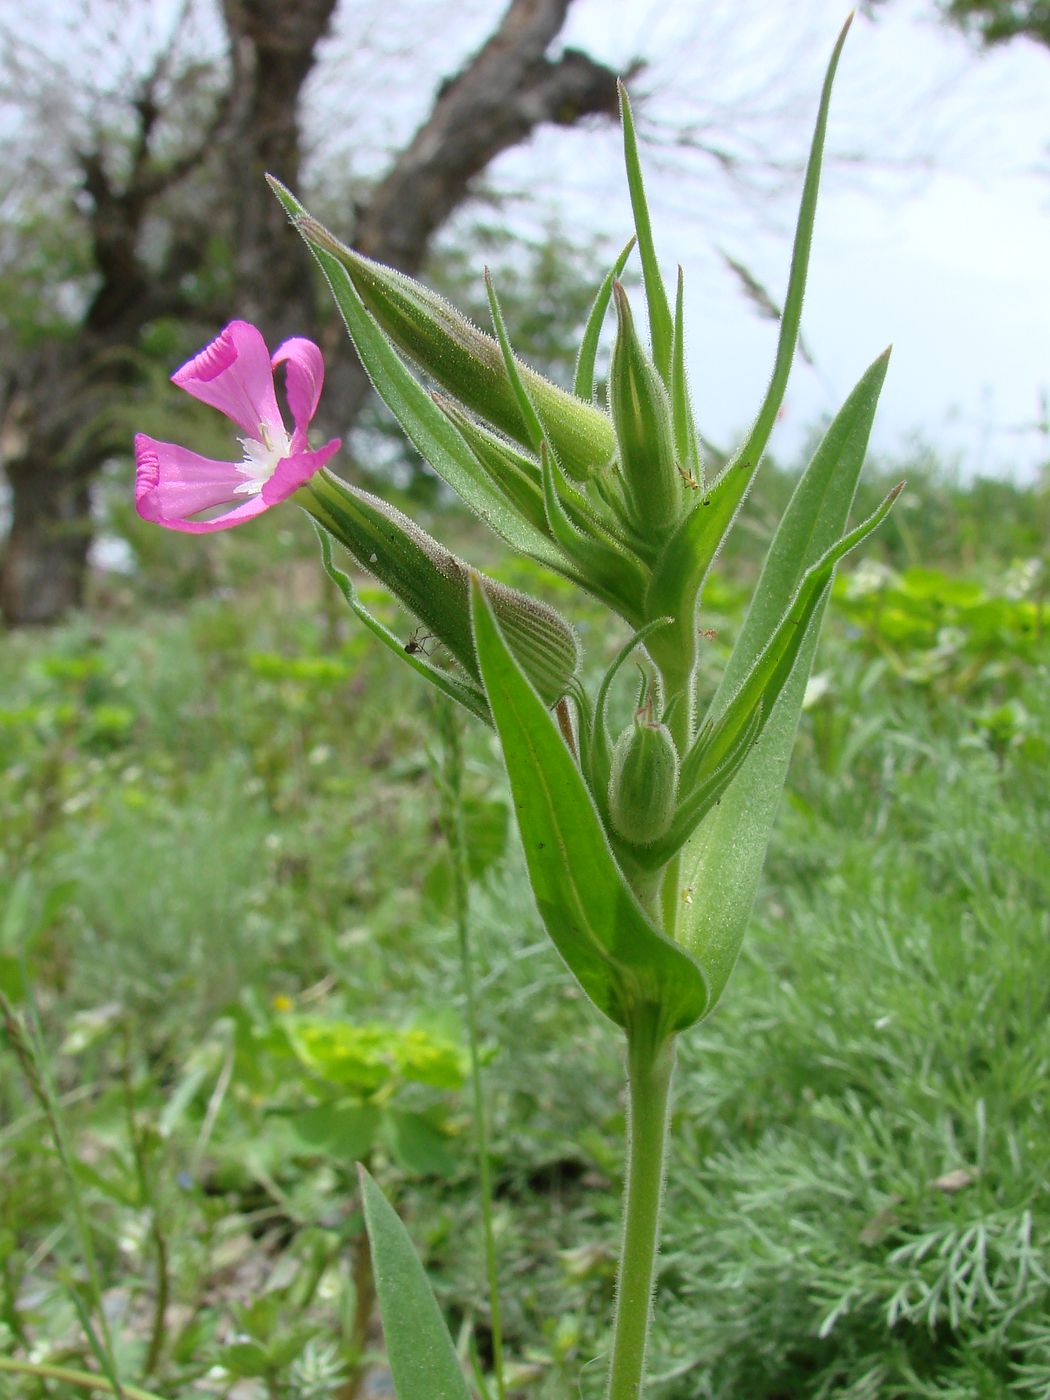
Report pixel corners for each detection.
[606,1018,676,1400]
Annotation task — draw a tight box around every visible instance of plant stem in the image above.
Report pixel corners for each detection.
[0,1358,163,1400]
[435,700,507,1400]
[1,989,125,1398]
[606,1019,676,1400]
[659,659,695,941]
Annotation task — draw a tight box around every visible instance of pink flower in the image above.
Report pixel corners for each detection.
[135,321,340,533]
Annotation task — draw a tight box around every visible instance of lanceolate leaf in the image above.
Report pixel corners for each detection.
[645,11,855,685]
[679,343,893,1011]
[708,347,891,711]
[470,576,708,1037]
[434,397,550,542]
[644,348,889,688]
[643,458,753,679]
[697,482,902,776]
[636,480,900,870]
[358,1168,471,1400]
[722,14,853,485]
[539,445,650,622]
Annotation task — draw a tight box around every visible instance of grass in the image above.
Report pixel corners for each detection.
[1,465,1047,1397]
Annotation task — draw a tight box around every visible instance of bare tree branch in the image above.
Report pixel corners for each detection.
[356,0,623,273]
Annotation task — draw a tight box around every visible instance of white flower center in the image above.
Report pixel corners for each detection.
[234,420,293,495]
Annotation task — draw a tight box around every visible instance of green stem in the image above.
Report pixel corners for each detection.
[606,1019,676,1400]
[0,990,125,1398]
[436,701,507,1400]
[659,661,695,941]
[0,1358,164,1400]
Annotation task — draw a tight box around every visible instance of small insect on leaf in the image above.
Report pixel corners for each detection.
[404,627,435,657]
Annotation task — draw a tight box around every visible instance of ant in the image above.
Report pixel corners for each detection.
[405,626,435,657]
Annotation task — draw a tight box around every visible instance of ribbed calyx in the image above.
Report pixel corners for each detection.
[297,218,615,483]
[301,471,580,706]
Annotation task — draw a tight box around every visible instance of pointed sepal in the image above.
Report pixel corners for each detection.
[609,282,683,536]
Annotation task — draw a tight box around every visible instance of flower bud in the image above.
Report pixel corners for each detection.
[300,471,579,705]
[607,702,679,844]
[295,216,615,481]
[609,282,683,534]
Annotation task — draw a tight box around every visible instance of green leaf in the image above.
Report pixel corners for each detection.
[710,349,891,708]
[574,235,636,401]
[723,14,853,484]
[643,460,752,682]
[618,83,674,381]
[432,398,551,543]
[643,14,854,689]
[219,1341,271,1379]
[470,575,708,1036]
[679,346,892,1011]
[384,1110,459,1178]
[684,486,901,800]
[358,1167,471,1400]
[286,1103,380,1162]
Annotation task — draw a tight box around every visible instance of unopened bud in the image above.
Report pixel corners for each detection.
[607,703,679,844]
[609,283,682,533]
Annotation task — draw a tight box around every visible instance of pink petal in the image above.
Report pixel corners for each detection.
[272,337,325,448]
[135,433,269,534]
[172,321,284,439]
[151,494,272,535]
[261,439,342,505]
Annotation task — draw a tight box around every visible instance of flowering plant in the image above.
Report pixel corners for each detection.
[136,17,897,1398]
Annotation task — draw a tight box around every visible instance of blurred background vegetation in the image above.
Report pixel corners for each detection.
[1,1,1048,1397]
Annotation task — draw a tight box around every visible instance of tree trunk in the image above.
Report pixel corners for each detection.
[221,0,341,342]
[1,453,93,626]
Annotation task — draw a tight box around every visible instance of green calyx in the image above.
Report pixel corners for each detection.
[293,216,614,482]
[609,282,684,537]
[608,702,679,845]
[300,471,579,707]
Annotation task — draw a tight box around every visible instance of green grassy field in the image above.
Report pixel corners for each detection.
[1,464,1047,1399]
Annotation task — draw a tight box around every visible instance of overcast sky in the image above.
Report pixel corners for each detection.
[314,0,1050,481]
[555,0,1050,481]
[9,0,1049,482]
